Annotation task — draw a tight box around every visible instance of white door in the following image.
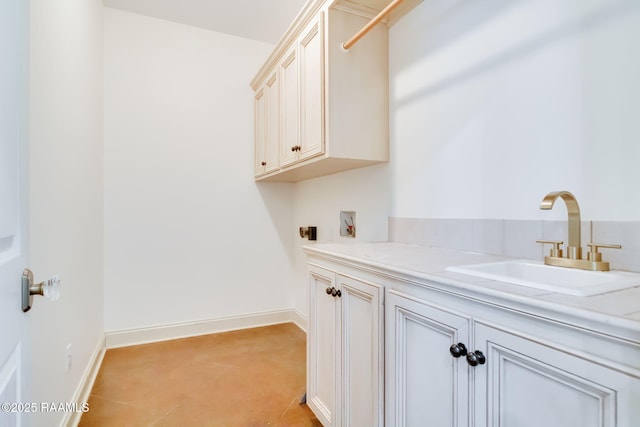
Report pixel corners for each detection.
[0,0,28,425]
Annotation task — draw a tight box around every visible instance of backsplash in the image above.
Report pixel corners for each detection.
[389,218,640,273]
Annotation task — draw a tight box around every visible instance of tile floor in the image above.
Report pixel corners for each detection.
[79,323,321,426]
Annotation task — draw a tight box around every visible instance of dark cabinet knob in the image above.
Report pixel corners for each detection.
[466,350,486,367]
[261,161,266,166]
[449,343,467,358]
[325,287,342,298]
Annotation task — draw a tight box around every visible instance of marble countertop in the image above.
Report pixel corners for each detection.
[303,242,640,338]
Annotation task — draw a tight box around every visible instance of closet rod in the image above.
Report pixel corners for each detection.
[341,0,403,51]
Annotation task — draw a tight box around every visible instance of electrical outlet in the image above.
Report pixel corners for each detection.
[66,343,72,372]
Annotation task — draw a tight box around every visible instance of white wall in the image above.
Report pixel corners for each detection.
[103,9,295,332]
[292,165,391,315]
[389,0,640,221]
[52,0,638,340]
[28,0,104,425]
[291,0,640,314]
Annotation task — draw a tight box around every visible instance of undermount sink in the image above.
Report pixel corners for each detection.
[446,260,640,296]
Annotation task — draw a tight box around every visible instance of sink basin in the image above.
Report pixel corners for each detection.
[446,261,640,296]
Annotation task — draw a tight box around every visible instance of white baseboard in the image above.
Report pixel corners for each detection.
[105,308,308,349]
[63,335,106,427]
[290,308,307,333]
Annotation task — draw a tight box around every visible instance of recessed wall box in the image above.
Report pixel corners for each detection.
[340,211,356,238]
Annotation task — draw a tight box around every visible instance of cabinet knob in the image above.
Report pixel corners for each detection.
[261,161,266,166]
[449,343,467,358]
[291,146,297,152]
[326,287,333,295]
[331,287,341,297]
[466,350,486,367]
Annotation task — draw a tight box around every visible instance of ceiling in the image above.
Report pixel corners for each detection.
[103,0,308,44]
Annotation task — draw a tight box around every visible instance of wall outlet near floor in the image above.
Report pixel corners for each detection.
[66,343,72,372]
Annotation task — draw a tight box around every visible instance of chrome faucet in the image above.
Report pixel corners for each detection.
[537,191,621,271]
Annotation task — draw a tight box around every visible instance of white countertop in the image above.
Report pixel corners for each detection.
[303,242,640,339]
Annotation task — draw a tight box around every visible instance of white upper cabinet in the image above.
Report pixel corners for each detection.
[279,13,325,169]
[253,87,267,176]
[279,46,299,168]
[250,0,395,182]
[297,13,325,164]
[254,70,280,175]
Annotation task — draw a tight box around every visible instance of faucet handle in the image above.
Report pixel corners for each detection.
[586,243,621,262]
[536,240,564,258]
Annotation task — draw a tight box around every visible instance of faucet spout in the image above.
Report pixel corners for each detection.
[540,191,582,259]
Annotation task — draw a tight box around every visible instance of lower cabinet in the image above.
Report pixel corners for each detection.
[307,265,383,427]
[385,289,640,427]
[474,322,640,427]
[384,289,472,426]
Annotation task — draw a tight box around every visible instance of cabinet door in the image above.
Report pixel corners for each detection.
[298,11,325,162]
[308,266,339,427]
[264,71,280,173]
[474,322,640,427]
[253,87,266,176]
[386,290,471,427]
[279,47,298,167]
[337,275,383,427]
